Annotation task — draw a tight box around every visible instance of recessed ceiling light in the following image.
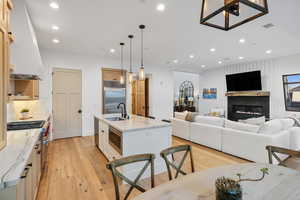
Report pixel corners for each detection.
[210,48,216,52]
[52,38,60,44]
[189,54,195,59]
[266,49,272,54]
[110,49,115,53]
[218,61,222,64]
[239,38,246,43]
[49,2,59,9]
[52,25,59,30]
[201,65,206,68]
[239,56,244,60]
[156,3,166,12]
[173,59,178,63]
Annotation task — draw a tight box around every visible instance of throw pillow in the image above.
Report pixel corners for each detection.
[174,111,188,120]
[238,116,266,126]
[259,119,283,135]
[225,119,260,133]
[185,112,192,122]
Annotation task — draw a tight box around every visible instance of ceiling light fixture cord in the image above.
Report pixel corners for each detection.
[120,42,125,75]
[129,35,133,73]
[139,25,145,67]
[141,27,143,67]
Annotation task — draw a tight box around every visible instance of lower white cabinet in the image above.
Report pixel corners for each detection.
[97,120,121,161]
[0,139,42,200]
[98,120,109,155]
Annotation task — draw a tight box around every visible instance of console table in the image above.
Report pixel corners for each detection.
[174,106,196,112]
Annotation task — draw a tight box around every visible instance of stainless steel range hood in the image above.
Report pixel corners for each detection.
[10,74,41,80]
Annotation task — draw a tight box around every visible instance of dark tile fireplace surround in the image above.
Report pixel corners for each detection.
[227,96,270,121]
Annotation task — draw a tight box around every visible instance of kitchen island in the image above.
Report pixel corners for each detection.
[94,114,172,179]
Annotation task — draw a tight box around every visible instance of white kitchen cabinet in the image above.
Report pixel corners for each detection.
[98,120,109,155]
[0,139,42,200]
[97,120,122,161]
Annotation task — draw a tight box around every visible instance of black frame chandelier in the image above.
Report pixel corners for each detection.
[200,0,269,31]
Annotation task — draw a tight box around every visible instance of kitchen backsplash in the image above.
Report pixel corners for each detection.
[7,100,48,121]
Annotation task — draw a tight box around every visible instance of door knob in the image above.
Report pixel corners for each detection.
[78,109,82,114]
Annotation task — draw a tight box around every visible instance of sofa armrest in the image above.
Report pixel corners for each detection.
[289,127,300,150]
[171,118,191,140]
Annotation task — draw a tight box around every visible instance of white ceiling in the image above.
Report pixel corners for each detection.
[25,0,300,72]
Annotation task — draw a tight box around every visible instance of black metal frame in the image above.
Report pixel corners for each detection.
[179,81,194,106]
[282,73,300,112]
[200,0,269,31]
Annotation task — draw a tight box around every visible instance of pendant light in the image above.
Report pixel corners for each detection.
[128,35,134,84]
[139,25,145,81]
[200,0,268,31]
[120,42,125,85]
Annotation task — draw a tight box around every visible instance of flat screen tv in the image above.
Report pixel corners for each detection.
[226,71,262,92]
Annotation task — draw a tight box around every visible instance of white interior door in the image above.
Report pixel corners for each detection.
[52,68,82,139]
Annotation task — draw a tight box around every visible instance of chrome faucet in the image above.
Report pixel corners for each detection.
[117,103,127,119]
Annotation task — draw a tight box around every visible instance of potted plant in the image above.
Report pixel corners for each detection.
[20,108,30,119]
[215,168,269,200]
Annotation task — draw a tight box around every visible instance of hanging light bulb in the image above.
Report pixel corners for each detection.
[120,42,125,85]
[139,25,146,81]
[128,35,134,84]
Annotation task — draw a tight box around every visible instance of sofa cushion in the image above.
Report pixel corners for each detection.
[194,116,225,127]
[225,119,260,133]
[259,119,283,135]
[280,119,295,130]
[239,116,266,126]
[174,111,188,120]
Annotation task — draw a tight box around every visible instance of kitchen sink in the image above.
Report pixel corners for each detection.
[105,117,126,121]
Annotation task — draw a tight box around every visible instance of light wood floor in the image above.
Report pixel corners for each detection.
[37,136,249,200]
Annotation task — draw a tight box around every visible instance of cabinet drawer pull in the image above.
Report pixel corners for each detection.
[27,163,32,167]
[20,168,29,179]
[37,150,41,154]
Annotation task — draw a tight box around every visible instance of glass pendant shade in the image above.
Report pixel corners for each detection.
[128,72,133,84]
[120,74,125,84]
[200,0,268,31]
[139,66,145,81]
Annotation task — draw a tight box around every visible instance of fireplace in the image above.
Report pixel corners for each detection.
[228,96,270,121]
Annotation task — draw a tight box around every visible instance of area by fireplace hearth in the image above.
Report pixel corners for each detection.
[228,96,270,121]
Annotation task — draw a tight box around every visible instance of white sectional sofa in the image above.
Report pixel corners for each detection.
[172,113,297,163]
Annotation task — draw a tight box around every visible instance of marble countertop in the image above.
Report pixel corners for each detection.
[95,114,171,132]
[0,115,50,189]
[0,129,41,189]
[133,163,300,200]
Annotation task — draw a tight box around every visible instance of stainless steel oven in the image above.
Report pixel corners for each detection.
[109,126,122,155]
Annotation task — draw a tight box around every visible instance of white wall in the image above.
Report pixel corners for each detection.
[39,49,174,136]
[173,71,200,111]
[198,54,300,118]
